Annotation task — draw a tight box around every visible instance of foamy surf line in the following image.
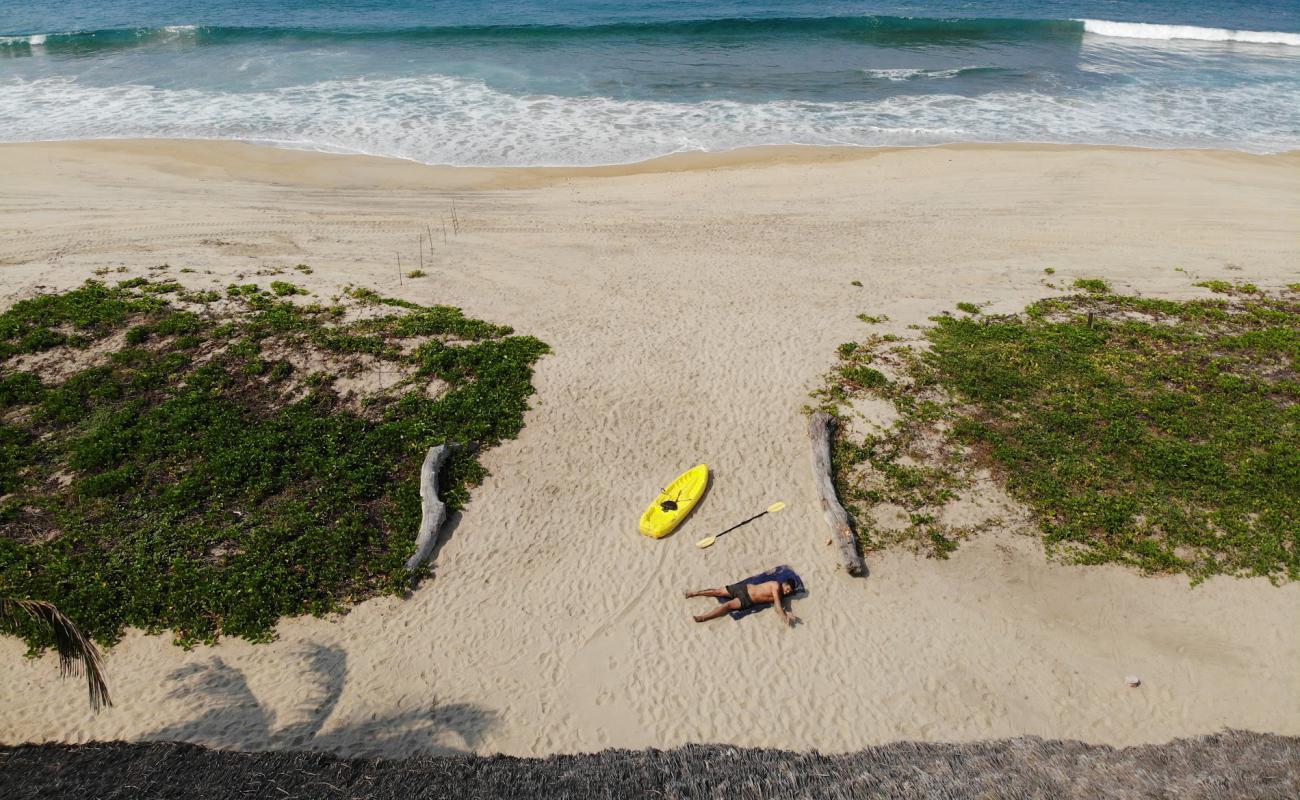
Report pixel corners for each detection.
[0,27,195,47]
[1,74,1298,164]
[1079,19,1300,46]
[862,68,966,82]
[0,34,48,46]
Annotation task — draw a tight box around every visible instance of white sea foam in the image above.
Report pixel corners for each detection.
[1080,19,1300,47]
[0,75,1296,166]
[0,34,48,46]
[861,68,964,81]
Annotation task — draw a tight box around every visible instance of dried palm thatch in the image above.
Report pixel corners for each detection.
[0,599,110,712]
[2,732,1296,799]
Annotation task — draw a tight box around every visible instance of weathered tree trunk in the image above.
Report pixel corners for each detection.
[404,444,451,572]
[808,411,867,576]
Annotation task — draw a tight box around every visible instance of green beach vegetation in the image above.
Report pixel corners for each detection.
[0,276,548,651]
[815,283,1299,582]
[1072,277,1111,293]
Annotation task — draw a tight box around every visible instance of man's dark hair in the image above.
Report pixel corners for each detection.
[782,579,796,595]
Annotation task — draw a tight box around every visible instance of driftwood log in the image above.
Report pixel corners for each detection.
[808,411,867,576]
[404,444,451,571]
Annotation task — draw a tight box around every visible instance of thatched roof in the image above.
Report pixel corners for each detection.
[2,732,1297,799]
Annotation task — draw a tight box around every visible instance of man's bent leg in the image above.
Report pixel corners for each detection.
[693,598,740,623]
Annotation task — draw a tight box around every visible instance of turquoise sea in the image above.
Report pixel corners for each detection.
[3,1,1298,165]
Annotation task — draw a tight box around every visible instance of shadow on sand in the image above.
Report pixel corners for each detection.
[422,510,464,581]
[146,643,495,758]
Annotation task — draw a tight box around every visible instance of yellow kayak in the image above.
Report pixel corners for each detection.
[639,464,709,539]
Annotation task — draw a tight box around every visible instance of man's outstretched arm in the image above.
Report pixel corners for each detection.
[765,582,797,627]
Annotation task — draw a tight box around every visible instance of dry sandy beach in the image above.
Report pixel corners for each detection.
[0,140,1297,758]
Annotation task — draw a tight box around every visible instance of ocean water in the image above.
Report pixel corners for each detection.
[2,1,1298,165]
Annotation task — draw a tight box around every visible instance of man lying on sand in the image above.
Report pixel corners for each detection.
[685,580,799,627]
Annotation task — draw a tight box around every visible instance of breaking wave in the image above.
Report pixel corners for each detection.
[2,74,1296,166]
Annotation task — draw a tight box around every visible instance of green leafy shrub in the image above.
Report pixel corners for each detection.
[841,365,887,389]
[1197,279,1260,295]
[0,279,549,650]
[1072,278,1111,294]
[270,281,307,297]
[814,287,1299,582]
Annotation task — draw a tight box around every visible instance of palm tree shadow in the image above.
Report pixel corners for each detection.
[147,643,496,758]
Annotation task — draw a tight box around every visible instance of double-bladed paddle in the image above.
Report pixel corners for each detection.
[695,502,786,549]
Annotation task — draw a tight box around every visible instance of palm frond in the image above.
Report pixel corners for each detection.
[1,598,112,711]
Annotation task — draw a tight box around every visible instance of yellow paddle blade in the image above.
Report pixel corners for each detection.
[696,502,785,549]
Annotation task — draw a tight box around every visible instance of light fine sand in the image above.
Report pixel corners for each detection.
[0,141,1297,757]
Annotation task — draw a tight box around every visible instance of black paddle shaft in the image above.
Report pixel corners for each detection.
[714,509,769,540]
